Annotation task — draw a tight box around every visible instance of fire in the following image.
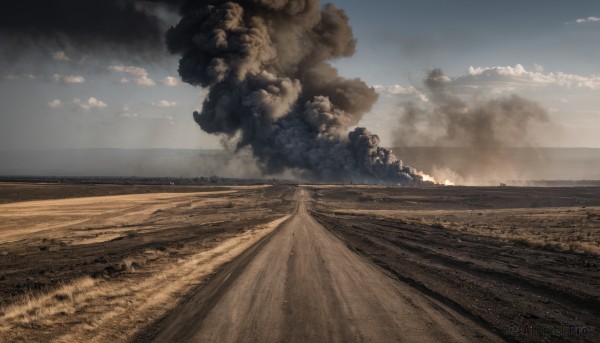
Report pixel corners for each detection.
[419,172,436,183]
[417,171,455,186]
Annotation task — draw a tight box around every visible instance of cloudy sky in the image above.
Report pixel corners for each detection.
[1,0,599,150]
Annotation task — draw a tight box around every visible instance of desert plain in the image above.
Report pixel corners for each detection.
[0,182,598,342]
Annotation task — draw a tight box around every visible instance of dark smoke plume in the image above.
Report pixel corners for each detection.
[0,0,427,183]
[0,0,180,60]
[394,69,550,184]
[166,0,423,183]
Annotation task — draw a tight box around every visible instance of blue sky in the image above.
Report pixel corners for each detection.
[331,0,600,81]
[1,0,599,150]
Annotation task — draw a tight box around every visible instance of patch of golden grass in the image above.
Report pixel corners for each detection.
[334,207,600,256]
[0,191,237,243]
[415,213,600,255]
[0,215,290,343]
[1,277,96,326]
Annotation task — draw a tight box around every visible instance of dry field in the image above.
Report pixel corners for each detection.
[310,186,600,255]
[309,185,600,343]
[0,183,294,342]
[1,183,599,342]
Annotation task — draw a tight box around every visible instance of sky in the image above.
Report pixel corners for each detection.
[1,0,599,151]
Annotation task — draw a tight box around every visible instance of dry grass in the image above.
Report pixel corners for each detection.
[0,277,97,326]
[0,215,290,342]
[335,207,600,256]
[431,208,600,255]
[0,191,236,243]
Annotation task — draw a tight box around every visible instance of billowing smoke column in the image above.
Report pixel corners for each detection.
[0,0,425,183]
[166,0,423,183]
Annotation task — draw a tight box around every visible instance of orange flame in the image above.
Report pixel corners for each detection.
[417,171,455,186]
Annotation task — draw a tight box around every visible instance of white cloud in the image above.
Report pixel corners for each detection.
[120,112,140,118]
[571,16,600,24]
[3,74,43,81]
[52,51,71,62]
[374,84,412,95]
[117,105,175,125]
[107,65,147,77]
[52,74,85,84]
[47,99,62,109]
[118,105,140,118]
[162,115,175,126]
[73,97,107,110]
[134,75,156,86]
[373,84,429,102]
[458,64,600,90]
[161,76,180,86]
[370,65,600,107]
[152,100,178,108]
[108,64,155,86]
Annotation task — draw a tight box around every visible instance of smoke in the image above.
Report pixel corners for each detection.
[0,0,181,62]
[0,0,431,184]
[166,0,423,184]
[394,69,550,184]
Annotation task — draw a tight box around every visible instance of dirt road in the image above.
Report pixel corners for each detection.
[148,189,501,343]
